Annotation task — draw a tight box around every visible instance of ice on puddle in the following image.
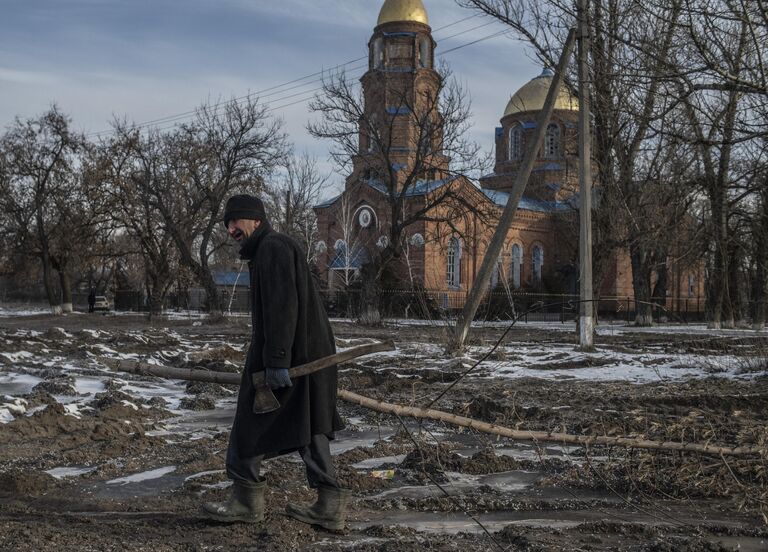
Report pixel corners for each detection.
[106,466,177,485]
[46,466,97,479]
[0,397,28,423]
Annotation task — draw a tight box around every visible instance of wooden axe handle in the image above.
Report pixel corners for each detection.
[286,339,394,379]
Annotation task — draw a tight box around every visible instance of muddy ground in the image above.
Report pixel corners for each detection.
[0,312,767,551]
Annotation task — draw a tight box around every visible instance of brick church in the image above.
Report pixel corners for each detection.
[313,0,704,310]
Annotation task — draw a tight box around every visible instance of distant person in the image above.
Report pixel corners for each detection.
[87,288,96,313]
[202,194,348,530]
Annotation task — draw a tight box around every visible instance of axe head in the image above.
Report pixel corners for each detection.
[251,373,281,414]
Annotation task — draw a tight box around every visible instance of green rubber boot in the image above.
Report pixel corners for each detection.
[285,484,350,531]
[202,479,266,524]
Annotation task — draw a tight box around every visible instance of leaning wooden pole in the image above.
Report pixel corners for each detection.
[451,28,578,352]
[101,355,761,458]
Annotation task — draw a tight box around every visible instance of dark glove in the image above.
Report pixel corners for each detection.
[265,367,292,389]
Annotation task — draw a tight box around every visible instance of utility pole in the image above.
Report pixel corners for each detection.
[450,28,578,352]
[577,0,595,350]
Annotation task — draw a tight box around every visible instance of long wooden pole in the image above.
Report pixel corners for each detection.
[451,28,578,352]
[338,389,761,457]
[102,357,761,458]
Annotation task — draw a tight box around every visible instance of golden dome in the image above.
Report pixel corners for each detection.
[503,68,578,116]
[377,0,429,26]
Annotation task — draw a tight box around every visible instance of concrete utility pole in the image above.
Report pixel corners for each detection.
[450,28,578,352]
[577,0,595,350]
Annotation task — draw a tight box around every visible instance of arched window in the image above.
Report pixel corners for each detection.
[532,245,543,283]
[490,254,503,288]
[446,237,461,288]
[508,124,523,160]
[544,124,560,158]
[332,239,348,267]
[511,244,522,289]
[419,38,431,68]
[373,38,384,69]
[688,274,696,297]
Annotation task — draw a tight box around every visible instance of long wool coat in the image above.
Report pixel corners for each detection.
[230,221,343,457]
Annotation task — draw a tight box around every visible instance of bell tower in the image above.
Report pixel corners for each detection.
[349,0,449,192]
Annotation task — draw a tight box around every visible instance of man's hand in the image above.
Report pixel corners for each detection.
[265,367,292,389]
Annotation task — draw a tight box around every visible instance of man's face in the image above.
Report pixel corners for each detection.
[227,219,261,242]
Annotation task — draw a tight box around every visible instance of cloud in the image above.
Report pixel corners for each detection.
[0,67,58,85]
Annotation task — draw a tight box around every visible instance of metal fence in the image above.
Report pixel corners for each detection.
[111,287,708,323]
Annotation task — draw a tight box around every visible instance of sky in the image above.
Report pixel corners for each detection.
[0,0,542,195]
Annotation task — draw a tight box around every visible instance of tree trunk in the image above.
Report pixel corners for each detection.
[200,270,223,317]
[629,241,653,326]
[751,198,768,330]
[58,270,73,313]
[652,249,668,321]
[359,260,382,325]
[708,190,729,328]
[40,252,62,315]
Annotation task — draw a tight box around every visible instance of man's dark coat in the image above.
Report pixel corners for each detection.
[231,221,343,457]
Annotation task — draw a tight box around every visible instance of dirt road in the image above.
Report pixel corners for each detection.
[0,312,766,551]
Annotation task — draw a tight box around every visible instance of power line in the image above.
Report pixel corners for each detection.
[88,14,511,139]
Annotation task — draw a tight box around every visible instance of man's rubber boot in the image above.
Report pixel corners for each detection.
[285,484,350,531]
[202,478,266,524]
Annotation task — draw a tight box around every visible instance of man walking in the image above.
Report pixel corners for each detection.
[203,194,349,531]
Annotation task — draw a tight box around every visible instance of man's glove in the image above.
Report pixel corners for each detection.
[265,367,292,389]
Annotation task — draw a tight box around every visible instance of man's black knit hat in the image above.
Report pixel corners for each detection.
[223,194,267,227]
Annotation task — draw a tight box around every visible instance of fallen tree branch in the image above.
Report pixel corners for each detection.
[97,354,763,458]
[339,390,763,458]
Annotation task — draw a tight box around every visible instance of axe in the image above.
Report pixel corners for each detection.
[98,340,395,414]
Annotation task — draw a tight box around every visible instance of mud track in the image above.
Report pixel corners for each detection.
[0,314,766,551]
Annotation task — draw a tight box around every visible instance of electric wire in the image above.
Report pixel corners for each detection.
[87,14,512,138]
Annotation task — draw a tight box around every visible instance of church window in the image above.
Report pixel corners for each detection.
[373,38,384,69]
[508,124,522,160]
[511,244,522,289]
[447,237,461,288]
[490,254,503,288]
[688,274,696,297]
[419,38,431,68]
[387,43,412,61]
[544,124,561,158]
[532,245,543,283]
[367,115,378,152]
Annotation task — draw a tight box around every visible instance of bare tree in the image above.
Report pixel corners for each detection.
[98,124,180,315]
[140,98,288,317]
[460,0,705,325]
[264,153,329,264]
[309,63,492,313]
[0,106,88,314]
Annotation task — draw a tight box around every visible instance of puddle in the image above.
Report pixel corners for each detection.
[331,427,397,454]
[352,454,408,469]
[107,466,177,485]
[0,372,43,395]
[150,400,237,438]
[353,508,758,536]
[73,377,106,395]
[89,466,184,498]
[369,470,540,500]
[454,442,583,462]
